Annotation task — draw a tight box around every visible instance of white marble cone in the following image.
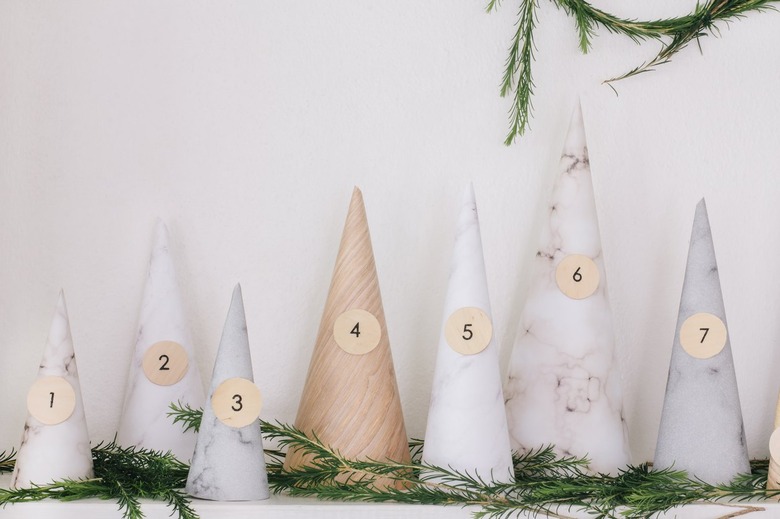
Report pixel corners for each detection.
[504,104,630,475]
[422,185,514,483]
[186,285,269,501]
[12,291,94,488]
[654,200,750,484]
[117,220,204,461]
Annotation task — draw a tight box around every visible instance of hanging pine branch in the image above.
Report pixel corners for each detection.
[493,0,779,144]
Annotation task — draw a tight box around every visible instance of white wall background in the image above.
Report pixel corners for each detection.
[1,0,779,465]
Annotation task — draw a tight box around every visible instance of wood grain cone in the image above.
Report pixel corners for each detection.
[284,187,411,489]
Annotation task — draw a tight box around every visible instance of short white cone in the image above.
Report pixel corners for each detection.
[12,291,94,488]
[504,104,630,475]
[422,185,513,483]
[654,199,750,484]
[117,220,205,461]
[186,284,269,501]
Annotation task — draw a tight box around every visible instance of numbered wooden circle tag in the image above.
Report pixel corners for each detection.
[770,428,780,464]
[27,376,76,425]
[555,254,600,300]
[142,341,189,386]
[445,307,493,355]
[333,309,381,355]
[680,312,727,359]
[212,377,262,428]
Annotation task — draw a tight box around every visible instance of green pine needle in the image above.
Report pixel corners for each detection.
[495,0,779,144]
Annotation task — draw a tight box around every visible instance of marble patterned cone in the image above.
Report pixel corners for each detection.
[186,284,269,501]
[654,199,750,485]
[422,185,513,483]
[12,291,94,488]
[768,397,780,490]
[504,104,630,475]
[117,220,205,461]
[284,187,410,488]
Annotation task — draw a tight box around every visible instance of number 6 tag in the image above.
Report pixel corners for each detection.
[555,254,600,300]
[212,377,262,428]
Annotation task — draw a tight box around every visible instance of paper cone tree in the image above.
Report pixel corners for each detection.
[186,285,269,501]
[12,291,94,488]
[654,199,749,485]
[422,185,513,483]
[284,187,410,488]
[768,398,780,490]
[504,104,630,475]
[117,220,205,461]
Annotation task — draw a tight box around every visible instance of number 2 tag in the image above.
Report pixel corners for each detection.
[27,376,76,425]
[212,377,262,428]
[445,307,492,355]
[680,312,727,359]
[142,341,189,386]
[555,254,600,300]
[333,309,381,355]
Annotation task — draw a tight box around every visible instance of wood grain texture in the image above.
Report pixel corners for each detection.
[284,187,410,489]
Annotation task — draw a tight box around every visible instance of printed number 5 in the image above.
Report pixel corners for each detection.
[231,394,243,412]
[462,323,473,341]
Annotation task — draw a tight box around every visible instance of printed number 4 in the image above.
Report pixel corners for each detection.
[699,327,710,343]
[350,322,361,338]
[462,323,473,341]
[231,394,243,412]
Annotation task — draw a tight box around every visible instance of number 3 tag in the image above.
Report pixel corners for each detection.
[142,341,189,386]
[212,377,262,428]
[445,307,492,355]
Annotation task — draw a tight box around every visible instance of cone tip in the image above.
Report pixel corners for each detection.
[694,198,709,220]
[56,289,67,309]
[232,283,243,299]
[153,218,170,248]
[564,101,587,150]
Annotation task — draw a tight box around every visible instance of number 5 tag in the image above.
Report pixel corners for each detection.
[445,307,492,355]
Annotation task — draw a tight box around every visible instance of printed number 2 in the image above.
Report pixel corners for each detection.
[699,327,710,343]
[231,394,243,412]
[462,323,473,341]
[158,354,170,371]
[49,391,55,408]
[572,267,583,283]
[350,322,361,338]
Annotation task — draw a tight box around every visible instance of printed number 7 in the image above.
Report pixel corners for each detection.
[699,327,709,343]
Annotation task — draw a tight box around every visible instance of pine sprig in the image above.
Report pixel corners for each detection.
[0,450,16,474]
[0,440,194,519]
[495,0,779,144]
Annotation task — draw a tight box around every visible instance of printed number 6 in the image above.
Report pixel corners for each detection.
[572,267,582,283]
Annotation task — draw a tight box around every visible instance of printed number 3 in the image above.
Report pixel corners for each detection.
[231,394,243,412]
[462,323,473,341]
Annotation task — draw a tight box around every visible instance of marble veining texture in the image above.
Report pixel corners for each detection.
[654,200,750,484]
[504,105,630,475]
[117,220,204,461]
[422,185,513,483]
[11,292,94,488]
[186,284,269,501]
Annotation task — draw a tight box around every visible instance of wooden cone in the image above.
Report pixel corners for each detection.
[284,187,410,488]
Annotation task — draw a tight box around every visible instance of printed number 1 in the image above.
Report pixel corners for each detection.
[49,392,55,408]
[462,323,473,341]
[350,322,361,338]
[231,394,243,412]
[699,327,710,343]
[572,267,583,283]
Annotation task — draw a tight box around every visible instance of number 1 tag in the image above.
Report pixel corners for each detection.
[27,376,76,425]
[142,341,189,386]
[444,307,492,355]
[212,377,262,428]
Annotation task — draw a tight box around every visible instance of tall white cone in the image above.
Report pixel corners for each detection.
[422,185,513,483]
[504,104,630,475]
[117,220,204,460]
[654,200,749,484]
[12,291,94,488]
[186,285,269,501]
